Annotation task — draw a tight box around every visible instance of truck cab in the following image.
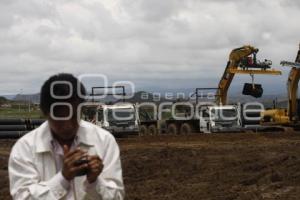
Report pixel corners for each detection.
[199,105,242,133]
[83,103,139,137]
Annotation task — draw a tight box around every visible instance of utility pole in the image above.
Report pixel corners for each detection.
[18,89,23,113]
[28,96,31,113]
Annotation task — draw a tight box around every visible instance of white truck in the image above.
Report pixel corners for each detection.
[138,104,242,135]
[83,103,139,137]
[199,105,242,133]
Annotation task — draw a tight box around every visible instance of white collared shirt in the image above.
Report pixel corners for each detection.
[9,120,125,200]
[50,136,81,200]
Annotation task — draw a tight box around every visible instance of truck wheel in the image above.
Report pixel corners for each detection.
[139,125,148,136]
[180,123,193,135]
[167,124,178,135]
[148,125,158,135]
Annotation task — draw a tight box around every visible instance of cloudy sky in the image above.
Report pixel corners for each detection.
[0,0,299,95]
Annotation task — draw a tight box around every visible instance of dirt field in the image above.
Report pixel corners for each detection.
[1,133,300,199]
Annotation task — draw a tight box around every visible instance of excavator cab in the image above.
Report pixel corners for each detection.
[240,56,255,68]
[240,57,272,69]
[240,53,272,70]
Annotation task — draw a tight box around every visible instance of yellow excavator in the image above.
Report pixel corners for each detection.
[261,44,300,126]
[216,45,282,105]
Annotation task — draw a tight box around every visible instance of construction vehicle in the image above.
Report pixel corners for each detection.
[162,105,242,134]
[216,45,281,105]
[261,44,300,128]
[191,88,242,133]
[214,45,282,131]
[83,103,139,136]
[138,45,282,135]
[137,87,242,135]
[200,105,241,133]
[82,86,139,137]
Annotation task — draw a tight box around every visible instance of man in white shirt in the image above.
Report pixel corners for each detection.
[9,73,125,199]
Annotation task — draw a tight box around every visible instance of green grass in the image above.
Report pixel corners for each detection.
[0,107,43,119]
[0,106,172,120]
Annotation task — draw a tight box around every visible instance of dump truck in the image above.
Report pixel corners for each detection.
[83,103,139,137]
[137,92,242,135]
[83,86,139,137]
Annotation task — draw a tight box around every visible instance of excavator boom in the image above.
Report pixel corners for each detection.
[260,43,300,126]
[286,45,300,121]
[216,45,281,105]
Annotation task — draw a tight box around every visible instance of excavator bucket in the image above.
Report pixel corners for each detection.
[242,83,263,98]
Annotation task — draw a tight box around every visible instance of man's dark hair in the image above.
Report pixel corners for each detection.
[40,73,86,115]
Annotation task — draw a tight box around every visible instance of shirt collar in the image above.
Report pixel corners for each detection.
[51,135,79,154]
[36,120,94,153]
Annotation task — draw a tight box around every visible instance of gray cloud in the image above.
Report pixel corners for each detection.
[281,0,300,8]
[0,0,299,95]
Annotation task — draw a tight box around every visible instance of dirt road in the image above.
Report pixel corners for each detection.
[1,133,300,199]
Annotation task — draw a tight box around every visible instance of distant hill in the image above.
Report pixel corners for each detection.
[14,93,40,104]
[11,92,155,104]
[93,91,163,104]
[115,91,172,103]
[227,93,288,109]
[0,96,8,104]
[2,90,290,107]
[2,95,16,100]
